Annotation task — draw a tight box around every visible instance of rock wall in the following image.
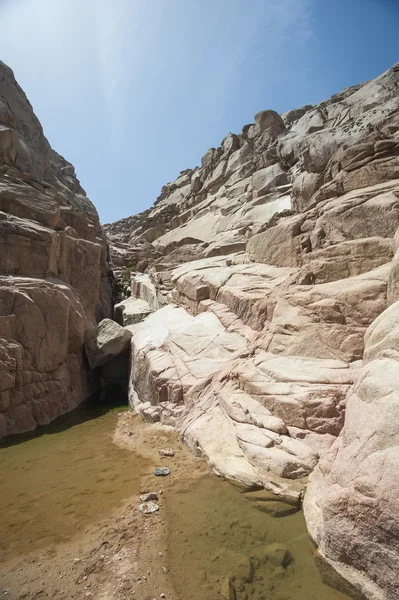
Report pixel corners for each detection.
[105,63,399,598]
[0,61,112,437]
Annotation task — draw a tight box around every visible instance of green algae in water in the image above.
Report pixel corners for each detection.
[165,476,353,600]
[0,403,151,562]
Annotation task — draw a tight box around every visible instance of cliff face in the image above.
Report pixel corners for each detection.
[0,62,112,437]
[105,63,399,599]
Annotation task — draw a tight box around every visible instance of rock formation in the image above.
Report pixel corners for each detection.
[105,62,399,598]
[0,61,112,437]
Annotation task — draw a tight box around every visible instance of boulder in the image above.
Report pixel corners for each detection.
[114,297,152,326]
[84,318,132,369]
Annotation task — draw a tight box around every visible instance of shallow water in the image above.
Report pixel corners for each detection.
[0,402,151,562]
[0,404,353,600]
[166,474,352,600]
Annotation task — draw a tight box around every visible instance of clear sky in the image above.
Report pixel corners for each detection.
[0,0,398,224]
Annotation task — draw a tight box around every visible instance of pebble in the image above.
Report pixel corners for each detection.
[140,492,159,502]
[158,449,175,457]
[160,594,166,598]
[158,552,163,557]
[154,467,171,477]
[139,502,159,514]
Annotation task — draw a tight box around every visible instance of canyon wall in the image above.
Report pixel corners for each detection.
[0,61,112,437]
[105,62,399,599]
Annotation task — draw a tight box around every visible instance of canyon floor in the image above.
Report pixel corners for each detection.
[0,408,354,600]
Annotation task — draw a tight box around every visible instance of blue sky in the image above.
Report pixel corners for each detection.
[0,0,398,224]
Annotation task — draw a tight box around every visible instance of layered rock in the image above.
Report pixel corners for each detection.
[0,62,112,436]
[304,297,399,600]
[106,62,399,597]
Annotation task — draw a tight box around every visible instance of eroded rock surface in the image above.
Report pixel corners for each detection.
[0,62,112,436]
[105,62,399,597]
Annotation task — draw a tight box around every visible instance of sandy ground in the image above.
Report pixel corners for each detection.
[0,412,207,600]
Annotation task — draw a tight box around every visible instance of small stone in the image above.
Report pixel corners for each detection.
[74,558,80,563]
[158,449,174,457]
[160,594,166,598]
[139,502,159,514]
[159,552,163,557]
[264,543,292,568]
[140,492,159,502]
[154,467,171,477]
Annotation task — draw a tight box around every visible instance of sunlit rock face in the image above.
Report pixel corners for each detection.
[106,62,399,599]
[0,61,112,437]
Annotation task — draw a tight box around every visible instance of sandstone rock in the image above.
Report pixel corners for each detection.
[114,297,152,326]
[246,215,304,267]
[105,62,399,599]
[84,319,132,369]
[305,300,399,600]
[0,62,112,436]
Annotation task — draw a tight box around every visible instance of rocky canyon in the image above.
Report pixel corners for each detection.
[1,58,399,600]
[105,63,399,600]
[0,60,112,437]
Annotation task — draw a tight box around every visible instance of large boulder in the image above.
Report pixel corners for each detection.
[84,319,132,369]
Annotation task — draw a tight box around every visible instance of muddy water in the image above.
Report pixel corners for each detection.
[0,403,150,563]
[166,475,352,600]
[0,406,353,600]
